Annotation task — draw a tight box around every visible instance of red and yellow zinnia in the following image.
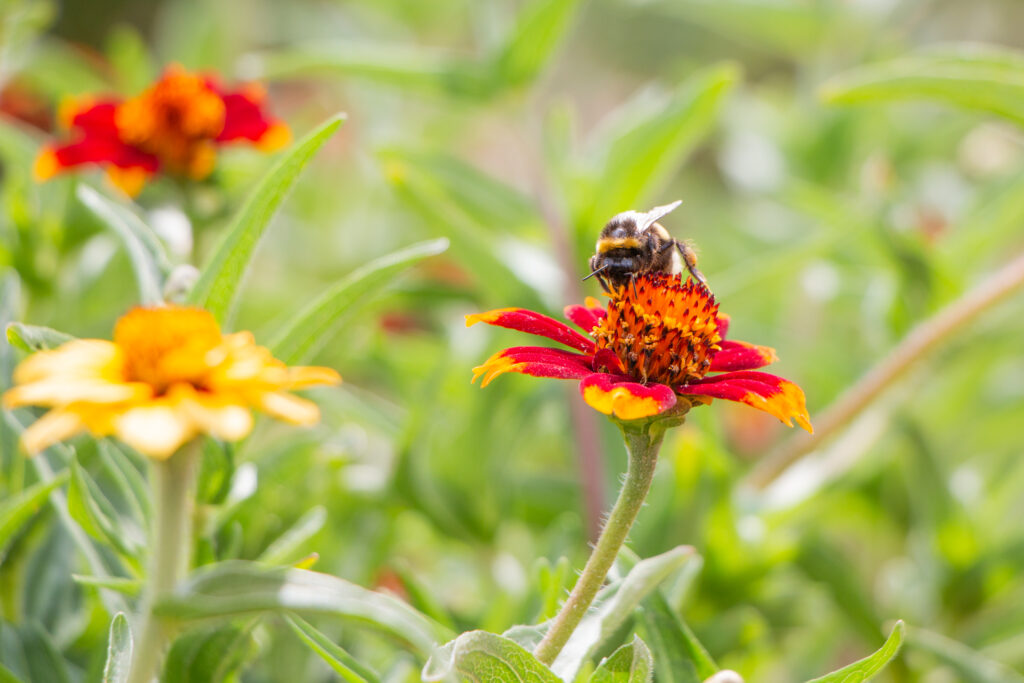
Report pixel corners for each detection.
[468,273,812,430]
[33,64,291,196]
[3,305,339,458]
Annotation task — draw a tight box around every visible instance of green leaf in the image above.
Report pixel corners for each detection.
[494,0,581,88]
[0,662,26,683]
[821,45,1024,127]
[187,114,345,324]
[163,622,258,683]
[805,621,905,683]
[97,441,151,526]
[590,636,654,683]
[5,323,73,352]
[269,237,448,363]
[77,186,170,305]
[102,613,132,683]
[638,590,717,683]
[155,561,453,657]
[422,630,561,683]
[906,626,1024,683]
[0,471,68,562]
[576,63,739,234]
[67,459,144,563]
[506,546,697,681]
[256,43,458,92]
[257,506,327,565]
[285,614,381,683]
[71,574,141,596]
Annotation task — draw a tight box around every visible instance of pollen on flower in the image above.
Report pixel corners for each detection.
[593,273,721,387]
[113,307,222,393]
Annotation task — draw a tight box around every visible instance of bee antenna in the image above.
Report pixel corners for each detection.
[582,264,609,281]
[639,199,683,231]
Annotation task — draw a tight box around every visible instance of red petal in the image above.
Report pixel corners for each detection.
[472,346,593,387]
[579,373,676,421]
[592,348,624,374]
[35,138,158,179]
[216,89,289,149]
[62,99,121,138]
[564,305,602,335]
[709,340,779,372]
[466,308,596,353]
[678,371,812,432]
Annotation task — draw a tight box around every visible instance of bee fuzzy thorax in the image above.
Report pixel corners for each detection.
[587,199,705,292]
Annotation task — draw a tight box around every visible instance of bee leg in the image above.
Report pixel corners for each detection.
[675,241,706,284]
[630,273,638,299]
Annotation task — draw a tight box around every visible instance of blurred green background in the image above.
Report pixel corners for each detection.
[2,0,1024,680]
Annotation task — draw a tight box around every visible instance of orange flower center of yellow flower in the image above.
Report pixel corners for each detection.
[594,273,721,387]
[113,306,223,394]
[115,68,225,178]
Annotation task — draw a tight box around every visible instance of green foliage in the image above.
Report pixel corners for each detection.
[3,0,1024,681]
[805,621,904,683]
[187,114,345,324]
[101,613,132,683]
[285,614,382,683]
[423,630,562,683]
[155,561,454,656]
[822,45,1024,126]
[590,637,654,683]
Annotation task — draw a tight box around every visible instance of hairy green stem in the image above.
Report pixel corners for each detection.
[533,421,666,666]
[128,442,199,683]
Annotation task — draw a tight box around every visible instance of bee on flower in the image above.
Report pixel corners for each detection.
[468,272,811,430]
[33,64,291,196]
[3,305,339,459]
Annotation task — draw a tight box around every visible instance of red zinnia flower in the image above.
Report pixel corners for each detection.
[33,64,291,196]
[467,273,812,430]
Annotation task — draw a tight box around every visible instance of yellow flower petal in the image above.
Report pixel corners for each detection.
[4,379,150,409]
[13,340,123,384]
[173,386,253,442]
[287,366,341,389]
[113,401,196,460]
[20,409,85,455]
[256,392,320,425]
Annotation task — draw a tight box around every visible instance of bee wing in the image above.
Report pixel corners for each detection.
[638,199,682,232]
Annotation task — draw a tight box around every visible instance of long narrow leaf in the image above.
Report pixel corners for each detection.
[0,472,69,561]
[77,186,170,305]
[285,615,380,683]
[269,238,448,364]
[188,114,345,324]
[805,621,905,683]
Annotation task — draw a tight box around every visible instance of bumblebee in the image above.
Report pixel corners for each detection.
[585,200,705,293]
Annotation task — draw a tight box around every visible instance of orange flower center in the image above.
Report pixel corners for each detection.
[115,68,225,178]
[593,273,721,387]
[113,306,223,393]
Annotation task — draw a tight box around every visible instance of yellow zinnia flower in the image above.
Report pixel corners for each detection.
[3,306,340,459]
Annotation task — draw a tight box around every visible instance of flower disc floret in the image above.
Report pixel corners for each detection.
[595,275,721,386]
[3,305,340,458]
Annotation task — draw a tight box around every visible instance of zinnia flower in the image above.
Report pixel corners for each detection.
[33,64,291,196]
[3,305,339,458]
[467,273,812,430]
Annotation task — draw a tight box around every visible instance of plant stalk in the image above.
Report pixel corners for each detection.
[127,442,199,683]
[533,421,665,666]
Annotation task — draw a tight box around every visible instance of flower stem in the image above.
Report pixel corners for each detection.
[128,442,199,683]
[533,420,666,666]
